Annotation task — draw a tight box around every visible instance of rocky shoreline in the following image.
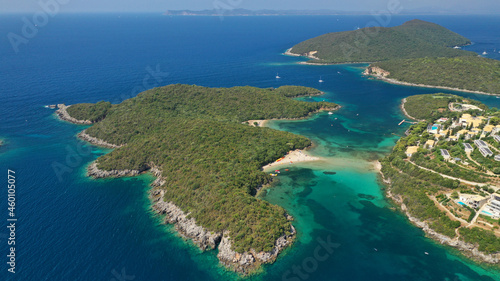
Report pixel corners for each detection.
[364,66,498,96]
[84,145,297,275]
[380,168,500,265]
[78,130,122,149]
[84,157,297,275]
[55,104,92,125]
[147,168,296,275]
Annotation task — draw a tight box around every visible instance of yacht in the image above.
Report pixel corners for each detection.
[275,73,281,79]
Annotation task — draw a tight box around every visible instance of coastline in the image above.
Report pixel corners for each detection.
[284,47,373,65]
[378,165,500,265]
[86,155,297,275]
[400,98,425,122]
[367,72,499,97]
[262,149,320,170]
[56,99,339,275]
[55,104,92,125]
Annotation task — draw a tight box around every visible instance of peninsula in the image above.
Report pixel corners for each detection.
[288,19,500,95]
[56,84,338,274]
[381,93,500,264]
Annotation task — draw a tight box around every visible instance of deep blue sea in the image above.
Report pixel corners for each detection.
[1,14,500,281]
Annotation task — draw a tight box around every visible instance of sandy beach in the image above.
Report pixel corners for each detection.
[247,120,268,127]
[262,149,320,170]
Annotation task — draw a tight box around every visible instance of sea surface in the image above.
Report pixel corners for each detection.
[1,14,500,281]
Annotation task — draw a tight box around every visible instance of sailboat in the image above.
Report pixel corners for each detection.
[275,73,281,79]
[319,76,324,83]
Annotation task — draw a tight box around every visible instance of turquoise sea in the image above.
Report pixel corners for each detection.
[1,14,500,280]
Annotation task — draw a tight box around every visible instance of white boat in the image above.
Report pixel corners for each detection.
[319,76,324,83]
[453,46,460,49]
[424,252,429,255]
[328,112,333,115]
[482,51,488,55]
[276,73,281,79]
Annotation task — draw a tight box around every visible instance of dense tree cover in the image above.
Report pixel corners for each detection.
[373,56,500,94]
[460,227,500,254]
[290,19,473,63]
[272,85,322,97]
[404,93,487,121]
[66,101,112,123]
[68,84,337,253]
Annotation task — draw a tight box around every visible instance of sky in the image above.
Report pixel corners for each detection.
[1,0,500,14]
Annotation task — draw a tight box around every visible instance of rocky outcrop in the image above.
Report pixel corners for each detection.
[87,162,141,179]
[78,130,122,149]
[364,66,390,77]
[56,104,92,125]
[383,175,500,264]
[217,225,296,274]
[153,198,223,250]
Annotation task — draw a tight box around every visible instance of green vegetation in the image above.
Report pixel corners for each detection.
[381,94,500,255]
[404,93,486,121]
[460,227,500,254]
[67,84,337,254]
[66,101,112,123]
[272,85,322,98]
[290,19,473,63]
[372,56,500,95]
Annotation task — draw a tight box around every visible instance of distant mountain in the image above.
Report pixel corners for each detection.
[288,19,474,63]
[163,9,367,16]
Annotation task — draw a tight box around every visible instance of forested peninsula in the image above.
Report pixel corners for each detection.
[57,84,338,274]
[288,19,500,95]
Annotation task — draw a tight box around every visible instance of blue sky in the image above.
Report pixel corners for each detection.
[2,0,500,14]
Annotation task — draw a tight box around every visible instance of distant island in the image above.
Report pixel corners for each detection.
[287,19,500,95]
[164,9,389,16]
[380,93,500,264]
[56,84,338,275]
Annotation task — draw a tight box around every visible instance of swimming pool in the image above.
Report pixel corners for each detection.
[458,201,467,206]
[482,210,494,216]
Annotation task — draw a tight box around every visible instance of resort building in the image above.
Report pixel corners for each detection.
[474,139,488,148]
[405,146,419,157]
[459,114,485,128]
[439,129,449,137]
[448,136,458,142]
[495,155,500,162]
[427,124,441,134]
[484,198,500,218]
[463,143,474,153]
[440,149,450,160]
[483,125,494,134]
[479,147,493,157]
[459,194,488,209]
[457,129,469,136]
[436,117,448,123]
[425,140,435,149]
[493,135,500,143]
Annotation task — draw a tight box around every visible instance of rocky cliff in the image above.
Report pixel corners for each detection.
[364,66,391,77]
